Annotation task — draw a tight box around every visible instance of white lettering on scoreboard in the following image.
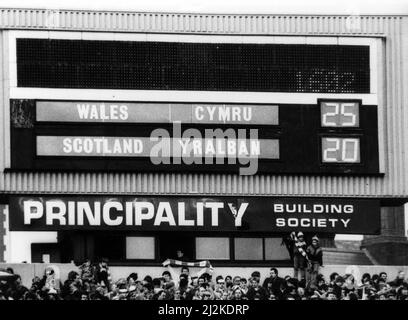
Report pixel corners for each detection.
[36,101,279,125]
[36,136,279,159]
[320,101,359,127]
[322,137,360,163]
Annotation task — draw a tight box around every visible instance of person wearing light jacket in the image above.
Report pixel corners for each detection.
[289,232,309,282]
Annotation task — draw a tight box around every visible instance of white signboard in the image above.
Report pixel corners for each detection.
[36,136,280,159]
[36,101,279,125]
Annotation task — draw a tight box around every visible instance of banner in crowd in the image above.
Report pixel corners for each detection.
[162,259,214,271]
[8,196,380,234]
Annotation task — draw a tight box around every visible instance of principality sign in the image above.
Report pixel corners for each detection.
[9,196,381,234]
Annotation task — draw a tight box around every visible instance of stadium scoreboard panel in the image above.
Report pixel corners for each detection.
[9,36,380,175]
[10,99,379,174]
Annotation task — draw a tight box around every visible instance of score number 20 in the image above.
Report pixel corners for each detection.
[321,101,361,163]
[322,137,360,163]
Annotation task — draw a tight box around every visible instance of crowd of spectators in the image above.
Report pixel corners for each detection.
[1,259,407,300]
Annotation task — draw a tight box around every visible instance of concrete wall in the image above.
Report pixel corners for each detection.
[106,265,408,285]
[6,231,58,263]
[363,206,408,265]
[363,241,408,265]
[2,263,408,289]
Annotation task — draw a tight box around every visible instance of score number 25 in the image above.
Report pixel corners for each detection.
[321,102,359,127]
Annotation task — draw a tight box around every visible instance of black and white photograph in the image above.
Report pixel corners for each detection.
[0,0,407,316]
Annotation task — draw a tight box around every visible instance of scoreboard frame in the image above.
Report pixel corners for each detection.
[5,30,384,176]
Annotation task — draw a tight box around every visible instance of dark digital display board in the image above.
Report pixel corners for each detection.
[16,39,370,93]
[9,99,380,175]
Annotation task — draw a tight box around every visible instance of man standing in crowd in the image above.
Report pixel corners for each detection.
[262,268,284,300]
[306,236,323,285]
[175,249,189,262]
[289,232,309,281]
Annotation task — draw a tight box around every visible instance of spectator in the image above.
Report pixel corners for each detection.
[361,273,372,286]
[152,278,163,296]
[343,274,357,295]
[379,271,388,283]
[1,259,406,301]
[240,278,249,295]
[306,236,323,285]
[251,271,261,283]
[162,271,175,291]
[232,276,241,287]
[396,284,408,300]
[127,272,138,292]
[231,286,246,300]
[246,277,268,300]
[329,272,339,285]
[327,292,337,300]
[316,274,328,293]
[376,277,392,296]
[174,289,182,300]
[42,266,60,291]
[225,275,233,289]
[175,249,189,261]
[79,259,95,282]
[389,270,407,288]
[289,232,308,281]
[95,258,111,287]
[333,276,345,300]
[262,268,284,300]
[6,275,28,300]
[61,270,81,300]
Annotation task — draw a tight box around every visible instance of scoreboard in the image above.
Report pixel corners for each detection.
[9,37,380,175]
[10,99,379,175]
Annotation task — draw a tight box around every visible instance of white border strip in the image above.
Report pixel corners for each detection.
[377,39,386,174]
[3,32,11,169]
[8,30,381,44]
[10,88,378,105]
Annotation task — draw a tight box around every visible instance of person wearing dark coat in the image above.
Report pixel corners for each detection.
[95,259,111,287]
[262,268,285,300]
[246,277,268,300]
[306,235,323,285]
[5,275,28,300]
